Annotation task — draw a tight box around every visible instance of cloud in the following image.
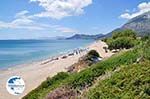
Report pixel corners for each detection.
[0,1,88,33]
[120,2,150,19]
[30,0,92,19]
[15,10,29,18]
[0,10,44,30]
[0,10,77,33]
[0,20,45,30]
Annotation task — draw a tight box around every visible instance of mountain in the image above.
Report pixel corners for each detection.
[65,11,150,40]
[66,34,105,40]
[106,11,150,37]
[122,11,150,35]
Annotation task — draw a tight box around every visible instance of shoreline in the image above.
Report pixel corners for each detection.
[0,40,114,99]
[0,41,93,71]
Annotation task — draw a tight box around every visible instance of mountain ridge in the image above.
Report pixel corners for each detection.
[66,34,105,40]
[66,11,150,40]
[105,11,150,37]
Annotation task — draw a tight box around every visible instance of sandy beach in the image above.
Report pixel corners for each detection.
[0,40,113,99]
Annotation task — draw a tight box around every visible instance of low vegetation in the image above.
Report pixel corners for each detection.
[23,72,70,99]
[67,49,140,90]
[85,61,150,99]
[85,35,150,99]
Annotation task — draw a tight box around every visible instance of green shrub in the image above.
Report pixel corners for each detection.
[143,38,150,60]
[105,29,138,50]
[144,88,150,96]
[112,29,136,39]
[87,50,100,58]
[108,37,135,50]
[101,38,108,42]
[141,35,150,41]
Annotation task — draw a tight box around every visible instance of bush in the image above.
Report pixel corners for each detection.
[142,37,150,60]
[108,37,135,50]
[105,29,138,50]
[101,38,108,42]
[112,29,136,39]
[144,88,150,96]
[141,35,150,41]
[87,50,100,58]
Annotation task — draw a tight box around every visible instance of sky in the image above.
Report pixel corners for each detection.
[0,0,150,39]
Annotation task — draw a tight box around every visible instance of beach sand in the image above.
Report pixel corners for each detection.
[0,40,113,99]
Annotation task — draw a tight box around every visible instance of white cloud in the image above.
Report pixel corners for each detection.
[120,2,150,19]
[0,20,45,30]
[30,0,92,19]
[0,1,88,33]
[15,10,29,18]
[0,10,77,33]
[0,18,77,32]
[120,13,131,19]
[0,11,44,30]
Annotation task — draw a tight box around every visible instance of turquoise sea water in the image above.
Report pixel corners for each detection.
[0,39,93,69]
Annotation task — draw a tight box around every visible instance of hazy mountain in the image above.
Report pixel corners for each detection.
[66,34,105,40]
[105,11,150,37]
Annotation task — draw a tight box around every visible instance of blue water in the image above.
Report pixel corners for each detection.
[0,39,93,69]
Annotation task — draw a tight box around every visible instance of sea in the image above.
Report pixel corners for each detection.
[0,39,93,69]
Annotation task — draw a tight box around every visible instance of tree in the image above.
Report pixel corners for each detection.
[112,29,136,39]
[108,37,135,50]
[106,29,137,50]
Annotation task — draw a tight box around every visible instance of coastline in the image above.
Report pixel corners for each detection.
[0,40,114,99]
[0,40,92,71]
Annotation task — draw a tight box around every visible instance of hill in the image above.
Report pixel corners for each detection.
[66,34,104,40]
